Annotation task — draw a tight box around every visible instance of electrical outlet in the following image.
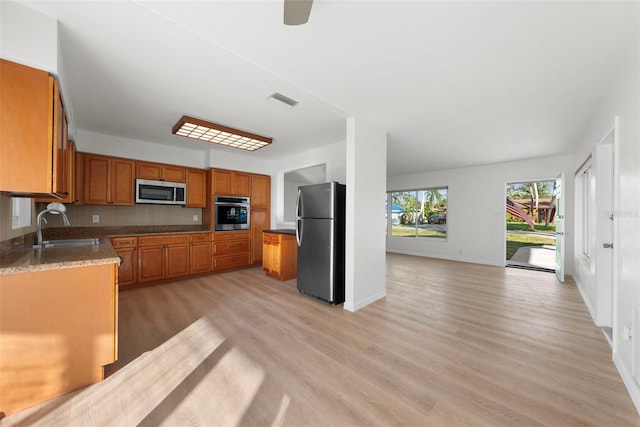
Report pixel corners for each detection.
[193,214,199,222]
[92,214,100,223]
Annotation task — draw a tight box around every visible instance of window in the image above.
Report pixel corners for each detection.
[388,187,447,238]
[12,197,32,230]
[581,166,591,258]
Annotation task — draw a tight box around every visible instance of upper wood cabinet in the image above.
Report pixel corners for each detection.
[250,174,270,208]
[136,161,186,182]
[186,168,206,208]
[0,59,68,197]
[83,154,135,205]
[212,169,250,196]
[36,140,76,204]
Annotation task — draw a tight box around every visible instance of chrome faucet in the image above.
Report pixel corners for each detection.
[34,203,71,247]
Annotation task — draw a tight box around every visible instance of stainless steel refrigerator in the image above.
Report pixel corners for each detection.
[296,182,346,304]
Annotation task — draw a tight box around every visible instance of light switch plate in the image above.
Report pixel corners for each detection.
[92,214,99,223]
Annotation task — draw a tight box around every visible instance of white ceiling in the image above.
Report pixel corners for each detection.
[22,1,639,176]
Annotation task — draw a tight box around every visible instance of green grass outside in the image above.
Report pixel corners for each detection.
[392,226,446,238]
[506,233,555,260]
[506,221,556,233]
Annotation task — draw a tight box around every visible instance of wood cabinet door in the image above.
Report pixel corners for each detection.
[138,246,165,283]
[73,151,84,204]
[262,240,274,272]
[213,169,232,194]
[163,165,186,183]
[136,161,163,180]
[186,168,206,208]
[234,172,251,196]
[251,174,270,208]
[251,209,268,264]
[51,81,66,196]
[111,158,135,205]
[83,154,110,204]
[116,247,137,286]
[190,242,211,274]
[0,59,53,194]
[166,243,190,278]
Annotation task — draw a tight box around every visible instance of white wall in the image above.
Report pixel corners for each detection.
[344,117,387,312]
[76,130,207,169]
[387,155,574,272]
[572,37,640,412]
[0,1,57,73]
[206,149,272,176]
[270,140,346,229]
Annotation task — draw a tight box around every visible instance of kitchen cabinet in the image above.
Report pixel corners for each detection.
[186,168,206,208]
[250,173,271,208]
[138,234,190,283]
[212,168,250,196]
[83,153,135,205]
[0,59,68,197]
[0,263,118,415]
[251,208,269,264]
[74,151,84,204]
[36,140,76,204]
[136,161,186,183]
[111,236,138,286]
[263,232,297,281]
[212,231,251,270]
[190,233,212,274]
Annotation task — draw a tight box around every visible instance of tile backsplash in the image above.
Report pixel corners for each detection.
[38,203,204,228]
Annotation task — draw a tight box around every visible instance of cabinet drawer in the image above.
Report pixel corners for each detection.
[213,254,250,270]
[138,234,189,246]
[111,236,137,248]
[263,233,282,244]
[213,231,250,242]
[213,240,250,255]
[190,233,212,243]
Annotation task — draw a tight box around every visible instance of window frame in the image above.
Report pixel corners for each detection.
[387,187,448,239]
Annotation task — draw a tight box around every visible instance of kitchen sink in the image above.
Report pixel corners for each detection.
[30,238,103,249]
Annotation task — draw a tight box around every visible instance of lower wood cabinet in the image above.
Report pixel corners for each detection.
[111,231,252,286]
[0,263,118,415]
[263,232,297,281]
[212,231,251,270]
[111,236,138,286]
[190,233,212,274]
[137,235,190,283]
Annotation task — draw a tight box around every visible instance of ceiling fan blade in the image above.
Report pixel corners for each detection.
[284,0,313,25]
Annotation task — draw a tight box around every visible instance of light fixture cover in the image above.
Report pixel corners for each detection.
[172,115,272,151]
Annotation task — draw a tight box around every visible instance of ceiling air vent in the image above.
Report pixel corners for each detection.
[268,92,299,107]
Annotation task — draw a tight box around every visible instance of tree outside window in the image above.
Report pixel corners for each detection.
[388,187,447,238]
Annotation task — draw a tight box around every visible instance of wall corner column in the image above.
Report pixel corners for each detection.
[344,116,387,312]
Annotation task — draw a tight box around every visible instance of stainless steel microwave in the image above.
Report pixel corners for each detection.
[214,196,250,231]
[136,179,186,205]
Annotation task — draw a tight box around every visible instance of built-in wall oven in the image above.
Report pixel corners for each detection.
[214,196,250,231]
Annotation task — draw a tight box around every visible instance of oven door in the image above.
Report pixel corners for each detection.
[215,203,249,230]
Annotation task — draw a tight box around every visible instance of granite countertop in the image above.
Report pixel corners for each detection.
[0,225,212,275]
[0,241,120,275]
[263,229,296,235]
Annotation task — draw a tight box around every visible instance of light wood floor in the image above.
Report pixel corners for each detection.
[4,254,638,426]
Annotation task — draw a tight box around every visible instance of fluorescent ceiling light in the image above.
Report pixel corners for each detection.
[172,115,272,151]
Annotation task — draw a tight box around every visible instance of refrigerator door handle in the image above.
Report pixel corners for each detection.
[296,188,302,219]
[296,188,303,247]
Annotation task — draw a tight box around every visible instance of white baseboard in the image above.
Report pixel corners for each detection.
[613,352,640,415]
[343,290,386,313]
[385,249,504,268]
[574,277,597,324]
